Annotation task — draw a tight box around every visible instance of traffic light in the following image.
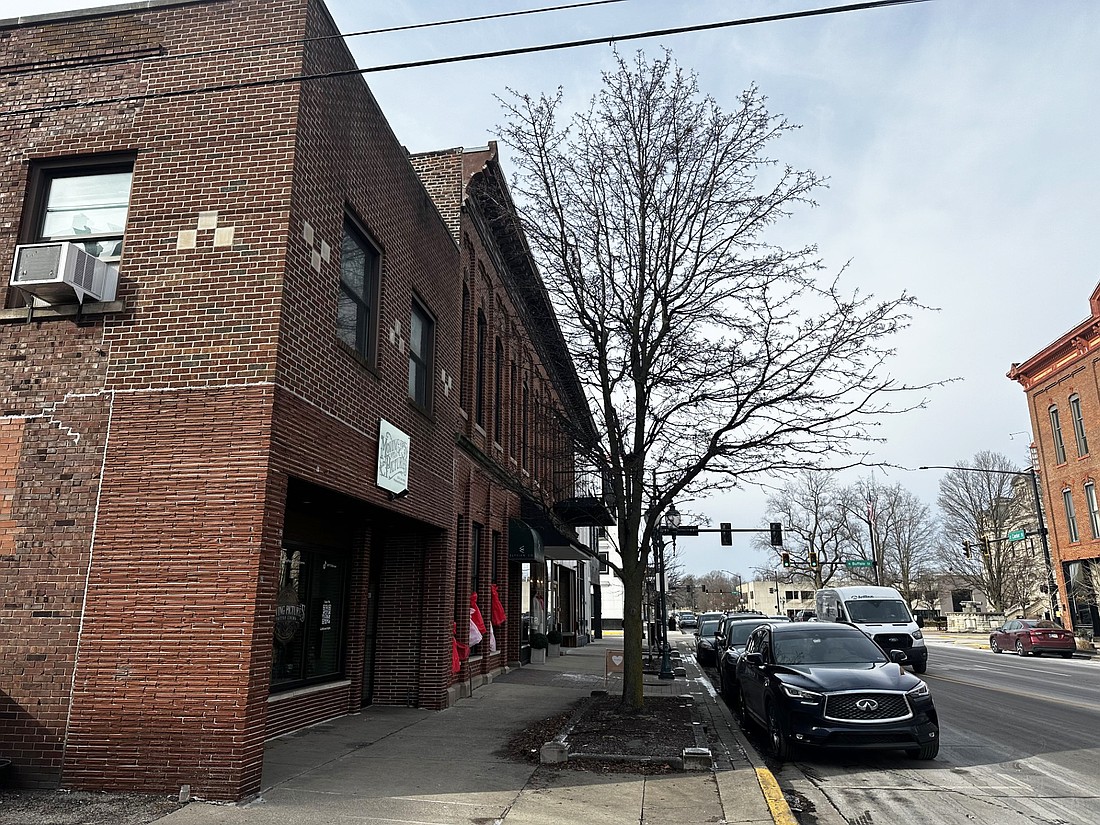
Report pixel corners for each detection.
[808,551,818,567]
[720,522,733,546]
[781,551,791,568]
[700,584,708,593]
[963,541,971,559]
[770,522,783,546]
[980,539,991,557]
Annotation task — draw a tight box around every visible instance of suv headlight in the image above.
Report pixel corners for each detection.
[780,683,823,703]
[907,680,930,699]
[912,629,924,640]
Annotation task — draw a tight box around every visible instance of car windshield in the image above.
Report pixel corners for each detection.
[700,620,721,636]
[843,599,911,623]
[773,631,887,665]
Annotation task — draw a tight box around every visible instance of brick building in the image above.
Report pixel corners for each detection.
[1009,282,1100,638]
[0,0,603,802]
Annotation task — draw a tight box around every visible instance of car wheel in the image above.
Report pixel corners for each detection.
[990,638,1001,654]
[1061,651,1074,659]
[911,659,927,674]
[766,703,791,761]
[906,738,939,760]
[1015,640,1028,657]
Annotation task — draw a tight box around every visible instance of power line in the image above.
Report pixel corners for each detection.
[0,0,631,77]
[2,0,930,119]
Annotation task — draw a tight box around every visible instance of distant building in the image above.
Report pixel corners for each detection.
[1009,282,1100,637]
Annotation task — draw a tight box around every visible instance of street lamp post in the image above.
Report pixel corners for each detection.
[919,464,1057,620]
[657,504,680,680]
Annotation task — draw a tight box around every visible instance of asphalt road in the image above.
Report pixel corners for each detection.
[759,642,1100,825]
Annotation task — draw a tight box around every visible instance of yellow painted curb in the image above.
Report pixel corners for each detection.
[755,766,799,825]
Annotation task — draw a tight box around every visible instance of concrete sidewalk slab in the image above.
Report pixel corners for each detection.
[159,637,790,825]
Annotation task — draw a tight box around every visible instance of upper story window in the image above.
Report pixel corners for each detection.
[475,308,487,428]
[460,286,470,412]
[494,337,504,444]
[1063,487,1080,543]
[1070,394,1089,457]
[1050,406,1067,464]
[27,158,134,263]
[408,298,434,410]
[338,219,380,363]
[1086,481,1100,539]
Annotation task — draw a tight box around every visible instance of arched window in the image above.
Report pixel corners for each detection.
[1070,394,1089,457]
[1050,405,1067,464]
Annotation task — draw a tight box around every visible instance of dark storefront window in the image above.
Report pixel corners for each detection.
[271,545,348,690]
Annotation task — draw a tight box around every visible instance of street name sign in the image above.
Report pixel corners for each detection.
[1007,529,1026,541]
[845,559,874,568]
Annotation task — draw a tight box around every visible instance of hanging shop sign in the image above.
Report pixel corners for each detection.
[377,419,410,494]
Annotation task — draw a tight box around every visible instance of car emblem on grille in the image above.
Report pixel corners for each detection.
[855,698,879,711]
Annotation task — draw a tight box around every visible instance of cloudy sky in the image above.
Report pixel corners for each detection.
[8,0,1100,577]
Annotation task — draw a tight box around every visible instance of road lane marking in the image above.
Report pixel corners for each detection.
[925,672,1100,713]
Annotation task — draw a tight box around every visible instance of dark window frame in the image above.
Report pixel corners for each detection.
[494,336,504,445]
[475,308,487,428]
[270,542,350,692]
[10,153,135,308]
[337,216,382,365]
[408,296,435,411]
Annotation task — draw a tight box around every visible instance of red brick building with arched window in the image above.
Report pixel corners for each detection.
[1009,282,1100,639]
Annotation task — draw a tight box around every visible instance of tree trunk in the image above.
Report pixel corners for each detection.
[620,567,645,710]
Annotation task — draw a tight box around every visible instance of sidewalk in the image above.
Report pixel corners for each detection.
[157,637,791,825]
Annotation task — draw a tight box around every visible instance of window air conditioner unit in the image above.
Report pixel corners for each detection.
[10,241,118,305]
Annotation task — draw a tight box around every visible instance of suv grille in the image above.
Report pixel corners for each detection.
[872,632,913,649]
[825,692,911,723]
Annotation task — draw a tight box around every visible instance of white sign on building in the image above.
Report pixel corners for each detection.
[377,419,410,494]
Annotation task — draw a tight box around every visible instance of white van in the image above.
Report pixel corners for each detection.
[814,586,927,673]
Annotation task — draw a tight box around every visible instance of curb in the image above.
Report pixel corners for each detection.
[755,766,800,825]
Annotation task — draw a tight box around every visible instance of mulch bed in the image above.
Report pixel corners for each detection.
[502,694,699,775]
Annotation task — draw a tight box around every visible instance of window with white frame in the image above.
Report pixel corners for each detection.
[1063,488,1080,543]
[1086,481,1100,539]
[1050,406,1067,464]
[1070,394,1090,457]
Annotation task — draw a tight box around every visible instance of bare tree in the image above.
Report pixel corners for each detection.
[935,451,1038,612]
[499,50,926,708]
[839,478,938,598]
[761,470,852,589]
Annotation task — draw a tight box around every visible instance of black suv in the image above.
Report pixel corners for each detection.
[735,622,939,761]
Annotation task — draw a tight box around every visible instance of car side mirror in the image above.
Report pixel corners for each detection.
[743,651,764,667]
[889,649,908,664]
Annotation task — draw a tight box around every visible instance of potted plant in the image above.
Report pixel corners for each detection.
[529,632,548,664]
[547,628,563,657]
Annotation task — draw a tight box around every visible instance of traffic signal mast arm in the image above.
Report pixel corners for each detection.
[658,522,783,547]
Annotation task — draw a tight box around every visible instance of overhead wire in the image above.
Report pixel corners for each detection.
[0,0,632,77]
[1,0,931,119]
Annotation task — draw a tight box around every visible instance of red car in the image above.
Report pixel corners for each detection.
[989,619,1076,658]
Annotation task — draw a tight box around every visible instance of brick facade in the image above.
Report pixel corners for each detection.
[1009,282,1100,637]
[0,0,596,803]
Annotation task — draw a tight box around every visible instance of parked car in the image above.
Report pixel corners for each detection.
[990,618,1076,658]
[716,616,788,703]
[677,612,698,631]
[794,609,816,622]
[735,622,940,761]
[697,611,725,627]
[694,617,724,665]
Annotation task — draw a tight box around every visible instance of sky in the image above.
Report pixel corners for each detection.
[7,0,1100,578]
